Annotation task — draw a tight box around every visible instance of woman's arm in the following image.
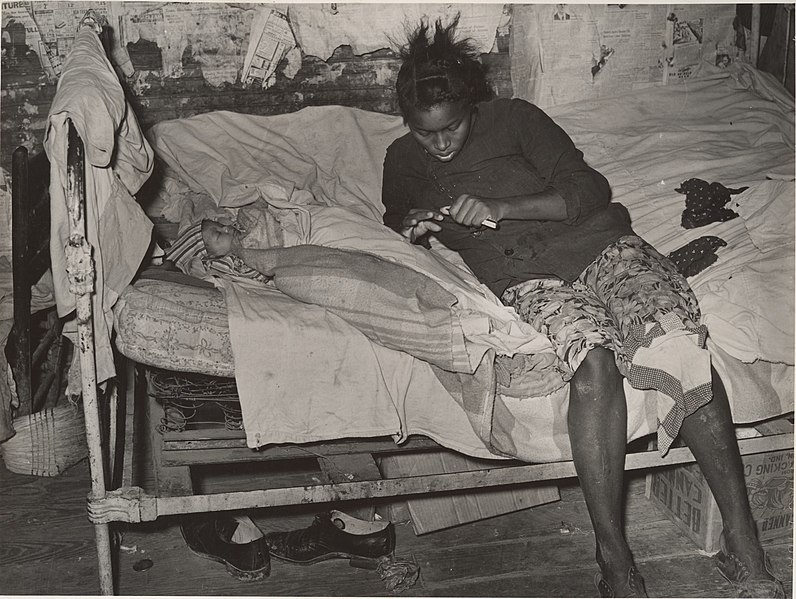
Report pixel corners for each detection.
[446,100,611,228]
[381,145,410,231]
[512,99,611,224]
[382,144,443,244]
[446,189,568,228]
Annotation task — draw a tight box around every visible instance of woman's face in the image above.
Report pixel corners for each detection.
[201,219,238,257]
[405,100,474,163]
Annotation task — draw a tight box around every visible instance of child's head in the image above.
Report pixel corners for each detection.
[165,218,267,282]
[396,15,491,162]
[165,218,238,273]
[201,219,239,258]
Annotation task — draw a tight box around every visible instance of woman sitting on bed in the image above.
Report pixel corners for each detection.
[380,16,784,599]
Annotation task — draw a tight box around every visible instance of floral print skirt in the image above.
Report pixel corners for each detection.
[501,235,713,453]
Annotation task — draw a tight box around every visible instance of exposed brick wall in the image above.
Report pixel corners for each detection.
[1,54,56,171]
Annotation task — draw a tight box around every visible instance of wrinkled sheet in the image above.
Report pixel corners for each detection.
[548,64,794,368]
[235,244,497,373]
[699,180,795,364]
[147,63,793,461]
[218,275,503,456]
[213,210,557,457]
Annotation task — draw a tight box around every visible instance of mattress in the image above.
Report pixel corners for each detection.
[114,277,234,378]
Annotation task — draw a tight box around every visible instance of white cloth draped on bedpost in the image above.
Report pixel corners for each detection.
[45,28,154,384]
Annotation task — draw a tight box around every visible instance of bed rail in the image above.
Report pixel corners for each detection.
[86,431,794,525]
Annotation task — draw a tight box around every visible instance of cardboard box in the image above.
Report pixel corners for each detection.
[378,450,560,535]
[645,449,793,552]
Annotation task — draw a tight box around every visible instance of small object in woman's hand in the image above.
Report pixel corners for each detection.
[440,205,498,229]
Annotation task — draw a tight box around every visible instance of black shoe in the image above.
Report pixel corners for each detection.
[181,515,271,581]
[264,510,396,568]
[595,566,649,598]
[715,532,785,598]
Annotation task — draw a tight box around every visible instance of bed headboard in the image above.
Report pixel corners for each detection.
[7,145,61,415]
[11,147,51,290]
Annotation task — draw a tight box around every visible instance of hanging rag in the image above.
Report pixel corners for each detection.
[45,26,154,385]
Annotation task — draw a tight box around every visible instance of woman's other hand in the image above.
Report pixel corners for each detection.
[400,209,444,243]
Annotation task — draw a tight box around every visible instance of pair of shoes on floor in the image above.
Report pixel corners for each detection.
[594,566,649,598]
[264,510,396,569]
[181,510,396,579]
[714,533,786,598]
[180,515,271,582]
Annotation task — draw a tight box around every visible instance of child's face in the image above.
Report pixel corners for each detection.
[201,219,239,257]
[405,100,473,163]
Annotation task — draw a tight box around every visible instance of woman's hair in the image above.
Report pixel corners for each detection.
[395,15,492,116]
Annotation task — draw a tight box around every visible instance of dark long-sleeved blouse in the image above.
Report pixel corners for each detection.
[382,98,635,296]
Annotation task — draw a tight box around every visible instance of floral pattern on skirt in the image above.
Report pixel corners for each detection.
[501,235,712,453]
[501,235,702,378]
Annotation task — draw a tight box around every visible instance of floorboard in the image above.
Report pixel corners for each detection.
[0,459,792,597]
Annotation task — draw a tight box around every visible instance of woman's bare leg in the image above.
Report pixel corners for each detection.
[678,368,773,575]
[568,347,637,590]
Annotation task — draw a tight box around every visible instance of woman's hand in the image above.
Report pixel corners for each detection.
[400,209,444,243]
[447,194,504,228]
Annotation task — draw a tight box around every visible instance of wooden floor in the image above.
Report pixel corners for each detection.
[1,457,792,597]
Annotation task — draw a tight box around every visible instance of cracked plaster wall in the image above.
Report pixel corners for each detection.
[0,2,510,173]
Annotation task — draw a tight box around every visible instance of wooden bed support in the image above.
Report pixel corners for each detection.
[62,120,115,594]
[751,4,762,67]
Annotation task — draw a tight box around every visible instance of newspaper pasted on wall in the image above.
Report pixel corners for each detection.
[511,4,738,108]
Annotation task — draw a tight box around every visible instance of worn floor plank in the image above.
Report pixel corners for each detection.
[0,459,792,597]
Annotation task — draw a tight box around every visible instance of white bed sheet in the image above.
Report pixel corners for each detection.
[548,65,794,367]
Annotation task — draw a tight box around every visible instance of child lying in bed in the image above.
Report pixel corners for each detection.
[164,193,301,281]
[165,217,269,282]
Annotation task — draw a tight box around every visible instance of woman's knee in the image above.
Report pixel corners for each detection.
[570,347,624,400]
